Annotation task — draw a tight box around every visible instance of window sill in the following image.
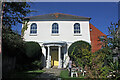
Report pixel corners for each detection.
[51,34,59,36]
[74,34,82,36]
[29,34,37,36]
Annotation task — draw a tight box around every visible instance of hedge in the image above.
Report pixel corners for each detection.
[24,41,42,58]
[68,40,91,57]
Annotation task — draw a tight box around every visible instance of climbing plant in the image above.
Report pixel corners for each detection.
[21,20,29,36]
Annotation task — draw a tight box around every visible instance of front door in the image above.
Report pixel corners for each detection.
[51,47,59,67]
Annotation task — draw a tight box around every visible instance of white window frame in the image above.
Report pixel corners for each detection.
[51,23,59,36]
[74,23,81,36]
[30,23,37,36]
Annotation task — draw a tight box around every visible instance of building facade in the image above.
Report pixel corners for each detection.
[23,13,105,68]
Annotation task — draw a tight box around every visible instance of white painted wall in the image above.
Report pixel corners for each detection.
[23,20,91,68]
[23,21,91,45]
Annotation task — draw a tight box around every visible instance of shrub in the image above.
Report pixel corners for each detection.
[68,40,91,57]
[24,41,42,59]
[16,41,43,70]
[68,40,91,68]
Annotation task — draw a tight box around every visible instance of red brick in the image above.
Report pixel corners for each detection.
[90,24,106,53]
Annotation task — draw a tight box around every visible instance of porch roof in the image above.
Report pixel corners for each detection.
[42,41,67,46]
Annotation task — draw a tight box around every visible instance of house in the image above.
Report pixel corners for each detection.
[23,13,106,69]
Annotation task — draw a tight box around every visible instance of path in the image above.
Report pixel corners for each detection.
[37,68,65,78]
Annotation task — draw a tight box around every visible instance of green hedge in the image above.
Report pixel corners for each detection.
[24,41,42,58]
[68,40,91,57]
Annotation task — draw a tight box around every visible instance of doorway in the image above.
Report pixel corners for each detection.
[51,47,59,67]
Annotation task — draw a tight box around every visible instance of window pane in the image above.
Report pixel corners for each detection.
[52,23,59,34]
[30,23,37,34]
[35,26,37,29]
[56,26,58,29]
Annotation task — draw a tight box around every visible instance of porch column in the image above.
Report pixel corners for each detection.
[46,46,50,68]
[42,46,46,67]
[63,46,66,68]
[58,46,62,68]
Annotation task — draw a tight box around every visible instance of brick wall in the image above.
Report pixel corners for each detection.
[90,24,106,53]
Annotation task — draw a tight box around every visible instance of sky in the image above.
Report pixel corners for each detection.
[14,2,119,35]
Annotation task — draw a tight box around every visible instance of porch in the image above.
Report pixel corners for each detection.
[42,41,68,69]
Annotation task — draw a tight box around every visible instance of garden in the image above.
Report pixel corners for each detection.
[60,23,120,79]
[2,2,120,79]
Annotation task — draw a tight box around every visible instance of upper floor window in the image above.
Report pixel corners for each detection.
[52,23,59,34]
[74,23,80,34]
[30,23,37,34]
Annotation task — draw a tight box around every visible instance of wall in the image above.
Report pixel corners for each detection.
[23,21,91,46]
[90,24,106,53]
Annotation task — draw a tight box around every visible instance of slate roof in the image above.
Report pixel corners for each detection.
[24,13,91,21]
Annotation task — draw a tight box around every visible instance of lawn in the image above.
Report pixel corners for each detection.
[60,70,85,80]
[5,70,45,78]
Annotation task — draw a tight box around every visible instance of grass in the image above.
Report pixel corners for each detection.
[60,70,85,79]
[25,70,45,73]
[60,70,69,78]
[5,70,45,78]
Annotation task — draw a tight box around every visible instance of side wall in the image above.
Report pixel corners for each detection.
[90,24,106,53]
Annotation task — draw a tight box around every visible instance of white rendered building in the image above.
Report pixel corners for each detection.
[23,13,91,68]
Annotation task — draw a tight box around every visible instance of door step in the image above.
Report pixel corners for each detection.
[52,66,58,69]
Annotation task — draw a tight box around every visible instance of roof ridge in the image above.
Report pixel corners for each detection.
[24,13,90,19]
[53,12,91,18]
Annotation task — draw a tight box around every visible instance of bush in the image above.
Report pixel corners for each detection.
[68,40,91,67]
[31,60,42,70]
[24,41,42,59]
[16,41,43,71]
[68,40,91,57]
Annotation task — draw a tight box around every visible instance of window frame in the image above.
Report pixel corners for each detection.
[74,23,81,36]
[30,23,37,36]
[51,23,59,36]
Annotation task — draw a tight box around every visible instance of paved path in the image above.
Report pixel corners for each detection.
[37,68,65,78]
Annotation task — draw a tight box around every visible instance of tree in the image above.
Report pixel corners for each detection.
[2,2,31,56]
[97,22,120,78]
[2,28,25,57]
[2,2,31,76]
[2,2,30,28]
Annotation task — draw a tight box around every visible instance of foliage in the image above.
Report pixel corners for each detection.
[2,2,30,28]
[2,2,31,56]
[24,41,42,58]
[21,20,29,36]
[68,41,91,68]
[84,49,113,78]
[99,23,120,76]
[31,60,42,69]
[2,27,25,57]
[68,41,91,56]
[100,23,120,58]
[107,23,120,50]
